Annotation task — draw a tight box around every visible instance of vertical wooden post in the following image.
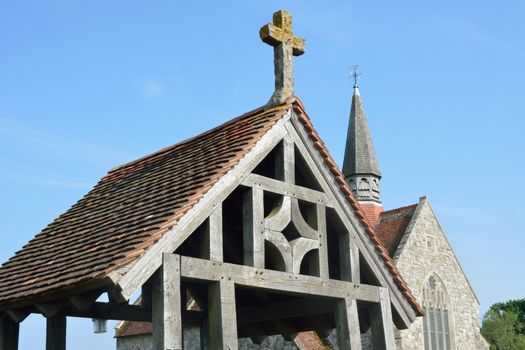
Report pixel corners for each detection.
[335,297,362,350]
[46,313,66,350]
[202,206,223,262]
[0,315,19,350]
[317,204,329,278]
[283,136,295,183]
[370,287,396,350]
[339,231,360,283]
[349,239,360,283]
[152,253,182,350]
[275,136,295,183]
[208,280,238,350]
[243,188,264,268]
[200,318,210,350]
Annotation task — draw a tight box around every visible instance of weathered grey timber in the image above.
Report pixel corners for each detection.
[114,106,423,349]
[260,10,305,107]
[114,112,290,300]
[335,297,362,349]
[369,287,396,350]
[243,187,265,268]
[285,118,416,327]
[316,204,329,279]
[339,227,361,284]
[46,313,66,350]
[179,255,380,302]
[0,316,19,350]
[202,206,223,262]
[208,280,238,349]
[241,173,330,206]
[152,253,182,350]
[5,309,28,324]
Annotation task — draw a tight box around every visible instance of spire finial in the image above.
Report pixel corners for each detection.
[260,10,305,107]
[349,64,362,88]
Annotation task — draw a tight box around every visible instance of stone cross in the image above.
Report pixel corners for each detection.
[260,10,305,107]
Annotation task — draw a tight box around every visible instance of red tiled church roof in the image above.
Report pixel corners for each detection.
[0,98,423,317]
[376,204,418,257]
[115,321,152,338]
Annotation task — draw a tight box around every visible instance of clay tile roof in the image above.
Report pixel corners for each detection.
[115,321,152,338]
[0,97,423,317]
[376,204,418,257]
[0,103,289,306]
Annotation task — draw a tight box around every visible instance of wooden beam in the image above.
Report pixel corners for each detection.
[68,290,102,311]
[202,206,223,262]
[180,256,380,302]
[208,280,238,350]
[306,315,333,341]
[65,302,150,321]
[242,173,331,207]
[370,287,396,350]
[152,253,182,350]
[36,301,67,318]
[250,290,297,342]
[239,324,266,345]
[340,231,361,284]
[282,135,295,183]
[286,119,416,327]
[316,204,329,279]
[5,309,30,323]
[274,320,297,342]
[115,114,290,300]
[335,297,362,350]
[107,286,127,304]
[349,239,361,284]
[237,298,334,324]
[0,316,19,350]
[46,313,66,350]
[200,317,210,350]
[141,282,153,309]
[242,187,264,268]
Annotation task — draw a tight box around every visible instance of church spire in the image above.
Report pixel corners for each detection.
[342,66,382,205]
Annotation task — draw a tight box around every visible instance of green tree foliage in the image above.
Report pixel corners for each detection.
[482,299,525,350]
[490,299,525,332]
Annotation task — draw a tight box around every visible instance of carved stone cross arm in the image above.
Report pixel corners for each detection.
[259,11,305,56]
[260,10,305,107]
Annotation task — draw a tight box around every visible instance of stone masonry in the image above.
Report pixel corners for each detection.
[393,197,489,350]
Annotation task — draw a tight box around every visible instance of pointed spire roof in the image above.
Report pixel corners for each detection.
[342,85,381,178]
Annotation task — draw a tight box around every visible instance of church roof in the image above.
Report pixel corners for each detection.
[342,86,381,178]
[376,204,418,257]
[115,320,152,338]
[0,98,422,317]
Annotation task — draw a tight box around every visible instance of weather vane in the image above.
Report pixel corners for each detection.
[349,65,362,88]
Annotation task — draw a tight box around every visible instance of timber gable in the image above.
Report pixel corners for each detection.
[0,97,422,350]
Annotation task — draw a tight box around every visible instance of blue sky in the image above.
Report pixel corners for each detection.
[1,1,524,348]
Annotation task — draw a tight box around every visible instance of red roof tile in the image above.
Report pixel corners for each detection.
[359,203,383,226]
[0,97,423,317]
[376,204,418,257]
[115,321,152,338]
[0,104,289,306]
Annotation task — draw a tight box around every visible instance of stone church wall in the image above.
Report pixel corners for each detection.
[394,199,488,350]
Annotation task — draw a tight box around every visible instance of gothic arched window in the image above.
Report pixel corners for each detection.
[422,274,454,350]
